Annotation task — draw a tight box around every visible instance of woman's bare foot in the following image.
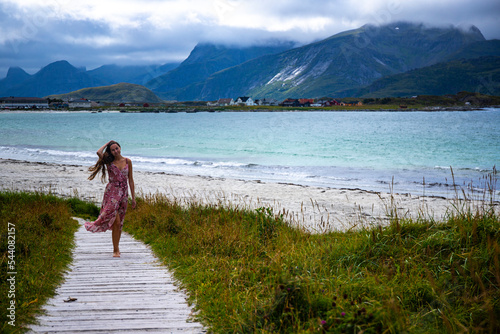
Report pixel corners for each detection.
[113,251,120,257]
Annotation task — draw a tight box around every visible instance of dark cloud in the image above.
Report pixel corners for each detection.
[1,0,499,78]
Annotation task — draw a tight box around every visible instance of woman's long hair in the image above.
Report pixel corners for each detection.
[88,141,120,182]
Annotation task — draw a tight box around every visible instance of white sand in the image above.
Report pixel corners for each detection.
[0,158,479,232]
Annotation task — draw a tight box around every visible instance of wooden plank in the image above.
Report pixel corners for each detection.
[28,218,206,333]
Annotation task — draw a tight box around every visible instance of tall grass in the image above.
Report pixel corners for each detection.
[123,182,499,332]
[0,191,97,333]
[2,175,498,333]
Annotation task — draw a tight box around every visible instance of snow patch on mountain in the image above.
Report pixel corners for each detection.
[267,64,307,85]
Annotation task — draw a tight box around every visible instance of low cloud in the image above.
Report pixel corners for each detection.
[1,0,499,77]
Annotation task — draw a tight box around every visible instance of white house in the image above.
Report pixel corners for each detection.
[235,96,255,106]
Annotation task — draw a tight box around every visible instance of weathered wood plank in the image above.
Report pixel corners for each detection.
[28,218,206,333]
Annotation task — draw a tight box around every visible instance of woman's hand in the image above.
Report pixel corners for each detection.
[131,198,136,209]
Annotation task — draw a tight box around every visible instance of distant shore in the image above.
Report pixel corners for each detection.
[0,158,462,232]
[2,104,498,114]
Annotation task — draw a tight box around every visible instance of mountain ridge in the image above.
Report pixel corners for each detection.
[1,22,498,101]
[165,22,487,100]
[146,42,295,96]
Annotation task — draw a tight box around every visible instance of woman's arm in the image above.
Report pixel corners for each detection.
[128,158,136,208]
[96,141,111,159]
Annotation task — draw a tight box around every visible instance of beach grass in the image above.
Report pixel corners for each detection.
[0,191,97,333]
[123,190,500,333]
[2,184,498,333]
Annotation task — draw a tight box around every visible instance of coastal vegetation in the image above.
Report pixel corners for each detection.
[0,192,97,333]
[122,187,499,333]
[2,181,498,332]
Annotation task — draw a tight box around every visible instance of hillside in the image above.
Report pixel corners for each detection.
[444,39,500,61]
[147,42,295,98]
[88,62,180,86]
[165,22,486,100]
[345,56,500,98]
[47,83,163,103]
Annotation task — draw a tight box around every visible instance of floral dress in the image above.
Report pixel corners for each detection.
[85,160,129,233]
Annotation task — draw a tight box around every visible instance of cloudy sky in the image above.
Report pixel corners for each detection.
[1,0,499,77]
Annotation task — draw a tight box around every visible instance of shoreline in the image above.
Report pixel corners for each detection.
[0,158,476,232]
[1,106,496,114]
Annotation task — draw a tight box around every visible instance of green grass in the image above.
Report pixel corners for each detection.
[0,191,98,333]
[123,193,500,333]
[2,188,498,333]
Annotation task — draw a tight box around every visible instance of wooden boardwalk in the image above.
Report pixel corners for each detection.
[28,218,206,333]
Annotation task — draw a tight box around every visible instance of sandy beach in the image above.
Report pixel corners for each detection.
[0,158,485,232]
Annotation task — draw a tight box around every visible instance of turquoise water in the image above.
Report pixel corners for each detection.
[1,110,499,197]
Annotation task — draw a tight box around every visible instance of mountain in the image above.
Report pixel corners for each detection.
[88,62,180,86]
[2,22,495,101]
[147,42,295,99]
[0,60,179,98]
[0,60,104,97]
[343,56,500,97]
[47,82,163,103]
[0,67,32,96]
[165,22,487,101]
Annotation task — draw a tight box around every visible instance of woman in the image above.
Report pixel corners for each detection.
[85,140,136,257]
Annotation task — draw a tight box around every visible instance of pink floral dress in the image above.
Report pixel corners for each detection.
[85,160,129,233]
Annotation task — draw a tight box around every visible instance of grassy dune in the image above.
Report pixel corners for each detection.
[1,186,498,333]
[124,191,499,333]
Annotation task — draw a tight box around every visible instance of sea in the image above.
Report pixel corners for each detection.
[1,109,499,198]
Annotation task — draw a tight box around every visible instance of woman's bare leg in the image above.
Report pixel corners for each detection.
[112,213,122,257]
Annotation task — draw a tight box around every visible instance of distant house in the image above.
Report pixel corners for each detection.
[280,98,300,107]
[68,98,91,108]
[258,98,279,106]
[299,99,314,107]
[322,100,340,107]
[235,97,255,106]
[339,101,362,107]
[206,101,218,107]
[217,98,234,106]
[0,96,49,109]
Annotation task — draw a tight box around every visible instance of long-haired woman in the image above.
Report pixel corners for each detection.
[85,140,136,257]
